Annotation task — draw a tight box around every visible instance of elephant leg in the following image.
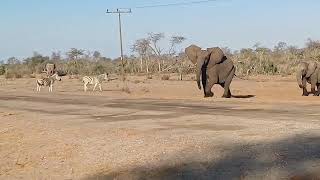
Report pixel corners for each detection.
[204,68,217,98]
[311,85,316,95]
[220,83,231,98]
[314,84,320,96]
[222,67,235,98]
[204,79,215,98]
[302,87,309,96]
[301,77,309,96]
[310,75,317,95]
[204,66,219,97]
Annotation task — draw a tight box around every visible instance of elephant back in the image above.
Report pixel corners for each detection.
[207,47,225,67]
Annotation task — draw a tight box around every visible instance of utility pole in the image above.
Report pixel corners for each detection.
[106,8,131,80]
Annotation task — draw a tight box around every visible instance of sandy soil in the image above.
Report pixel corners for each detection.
[0,75,320,180]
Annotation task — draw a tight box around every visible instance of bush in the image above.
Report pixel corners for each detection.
[93,64,106,75]
[15,73,23,78]
[161,75,170,80]
[121,86,131,94]
[5,72,23,79]
[133,80,142,84]
[0,66,5,75]
[146,74,153,79]
[29,74,36,78]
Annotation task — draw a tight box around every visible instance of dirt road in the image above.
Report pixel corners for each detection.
[1,77,320,179]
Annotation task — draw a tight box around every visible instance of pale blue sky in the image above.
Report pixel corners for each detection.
[0,0,319,60]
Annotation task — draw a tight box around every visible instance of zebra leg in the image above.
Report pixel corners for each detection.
[93,83,98,91]
[84,83,87,92]
[99,84,102,91]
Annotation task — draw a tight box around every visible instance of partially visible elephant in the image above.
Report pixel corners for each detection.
[296,61,320,96]
[185,45,235,98]
[185,45,225,89]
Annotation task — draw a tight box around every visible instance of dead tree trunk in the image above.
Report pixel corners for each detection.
[146,55,150,73]
[157,59,161,72]
[140,55,143,73]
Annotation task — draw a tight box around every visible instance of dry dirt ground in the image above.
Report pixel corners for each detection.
[0,75,320,180]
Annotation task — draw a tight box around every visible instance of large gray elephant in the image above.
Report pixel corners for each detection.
[296,61,320,96]
[185,44,235,98]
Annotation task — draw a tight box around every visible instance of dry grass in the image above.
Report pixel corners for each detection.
[141,87,150,93]
[133,80,142,84]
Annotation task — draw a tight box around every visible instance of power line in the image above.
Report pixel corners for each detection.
[134,0,218,9]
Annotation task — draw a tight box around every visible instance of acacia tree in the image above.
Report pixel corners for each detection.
[7,57,20,65]
[51,51,61,61]
[132,38,151,73]
[147,33,164,72]
[93,51,101,60]
[168,36,186,56]
[66,48,85,60]
[132,33,186,74]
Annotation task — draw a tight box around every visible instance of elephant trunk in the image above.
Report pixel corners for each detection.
[296,62,308,88]
[196,68,201,90]
[196,58,205,90]
[296,71,303,88]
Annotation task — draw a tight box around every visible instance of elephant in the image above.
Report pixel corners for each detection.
[185,44,235,98]
[296,61,320,96]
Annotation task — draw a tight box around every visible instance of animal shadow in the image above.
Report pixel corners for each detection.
[231,95,255,99]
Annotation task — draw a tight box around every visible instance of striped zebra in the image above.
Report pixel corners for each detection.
[82,73,109,92]
[36,73,62,92]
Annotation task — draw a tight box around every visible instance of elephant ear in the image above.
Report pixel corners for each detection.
[185,45,201,65]
[306,61,318,78]
[198,50,211,61]
[207,47,225,65]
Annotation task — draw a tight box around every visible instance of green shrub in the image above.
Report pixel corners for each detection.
[0,66,5,75]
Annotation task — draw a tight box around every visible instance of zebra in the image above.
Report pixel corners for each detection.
[36,73,62,92]
[82,73,109,92]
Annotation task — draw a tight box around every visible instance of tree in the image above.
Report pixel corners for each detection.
[66,48,85,60]
[274,42,287,52]
[51,51,61,61]
[7,57,20,64]
[306,38,320,50]
[168,36,186,55]
[23,53,49,73]
[148,33,165,72]
[93,51,101,60]
[132,38,151,73]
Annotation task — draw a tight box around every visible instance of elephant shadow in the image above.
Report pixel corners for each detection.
[231,95,255,99]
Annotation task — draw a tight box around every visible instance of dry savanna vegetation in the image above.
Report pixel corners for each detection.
[1,34,320,80]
